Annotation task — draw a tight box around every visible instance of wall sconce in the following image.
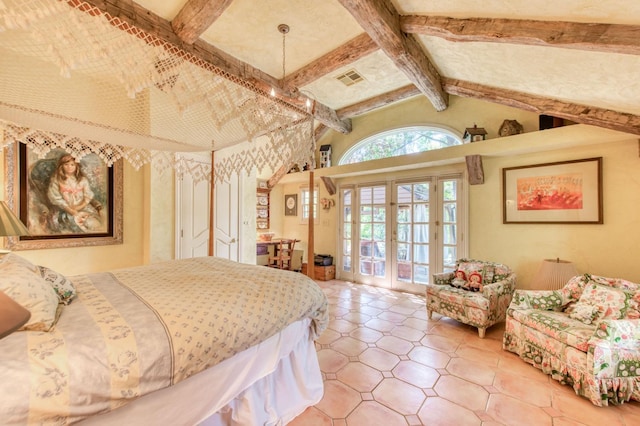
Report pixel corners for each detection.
[320,198,335,210]
[532,258,579,290]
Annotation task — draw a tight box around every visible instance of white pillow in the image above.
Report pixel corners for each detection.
[0,254,59,331]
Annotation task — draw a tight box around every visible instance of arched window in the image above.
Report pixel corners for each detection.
[339,126,462,165]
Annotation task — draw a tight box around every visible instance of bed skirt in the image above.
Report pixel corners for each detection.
[82,318,323,425]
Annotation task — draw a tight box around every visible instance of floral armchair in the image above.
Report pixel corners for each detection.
[503,273,640,406]
[426,259,516,338]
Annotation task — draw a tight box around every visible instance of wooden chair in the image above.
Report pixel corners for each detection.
[269,238,296,270]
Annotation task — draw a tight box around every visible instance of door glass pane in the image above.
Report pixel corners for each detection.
[344,223,351,238]
[360,223,371,240]
[397,243,410,261]
[343,239,351,254]
[397,224,410,242]
[413,203,429,222]
[374,261,385,277]
[343,256,351,272]
[373,187,386,204]
[397,205,410,223]
[443,246,456,269]
[397,185,411,203]
[360,206,372,222]
[373,224,385,241]
[344,206,352,222]
[443,224,456,245]
[360,260,372,275]
[373,206,386,221]
[344,189,352,205]
[414,224,428,243]
[374,242,385,259]
[413,183,429,202]
[360,240,372,256]
[397,262,411,281]
[413,265,429,284]
[414,244,429,263]
[443,203,456,222]
[443,181,457,201]
[360,188,372,204]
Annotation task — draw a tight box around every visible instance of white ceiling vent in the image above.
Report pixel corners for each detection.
[335,69,364,86]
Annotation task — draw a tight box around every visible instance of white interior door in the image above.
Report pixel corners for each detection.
[214,173,240,261]
[176,155,211,259]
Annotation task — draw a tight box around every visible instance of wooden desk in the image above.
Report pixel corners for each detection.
[256,240,302,270]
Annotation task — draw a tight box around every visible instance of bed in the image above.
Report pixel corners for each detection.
[0,253,329,425]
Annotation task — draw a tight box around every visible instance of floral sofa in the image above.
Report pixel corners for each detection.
[427,259,516,338]
[503,273,640,406]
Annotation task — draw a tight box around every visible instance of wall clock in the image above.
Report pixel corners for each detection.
[284,194,297,216]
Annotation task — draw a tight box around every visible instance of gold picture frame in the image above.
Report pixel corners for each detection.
[4,142,123,250]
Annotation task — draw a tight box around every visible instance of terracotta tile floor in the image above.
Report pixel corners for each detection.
[289,280,640,426]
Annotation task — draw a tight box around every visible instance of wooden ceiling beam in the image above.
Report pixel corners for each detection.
[337,84,421,119]
[401,15,640,55]
[443,78,640,136]
[74,0,351,135]
[171,0,233,44]
[337,0,448,112]
[284,33,379,90]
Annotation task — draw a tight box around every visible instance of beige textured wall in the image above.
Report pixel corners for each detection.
[471,138,640,288]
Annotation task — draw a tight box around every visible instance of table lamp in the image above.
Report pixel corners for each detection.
[533,258,578,290]
[0,201,29,253]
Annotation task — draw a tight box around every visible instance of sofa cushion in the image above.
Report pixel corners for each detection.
[577,282,634,321]
[427,284,489,310]
[509,309,594,353]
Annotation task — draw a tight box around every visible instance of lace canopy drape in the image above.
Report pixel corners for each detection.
[0,0,315,183]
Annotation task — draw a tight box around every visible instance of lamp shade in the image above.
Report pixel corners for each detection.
[0,291,31,339]
[0,201,29,237]
[533,258,579,290]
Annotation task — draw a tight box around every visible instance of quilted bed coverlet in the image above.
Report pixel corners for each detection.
[0,256,329,424]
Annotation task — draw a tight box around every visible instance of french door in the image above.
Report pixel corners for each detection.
[339,175,465,292]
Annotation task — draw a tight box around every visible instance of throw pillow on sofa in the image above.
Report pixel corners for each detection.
[574,282,633,323]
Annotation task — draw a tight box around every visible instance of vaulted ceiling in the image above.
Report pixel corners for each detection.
[81,0,640,138]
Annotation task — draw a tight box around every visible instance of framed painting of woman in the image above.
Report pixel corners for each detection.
[4,142,123,250]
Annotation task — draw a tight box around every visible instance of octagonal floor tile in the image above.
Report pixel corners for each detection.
[330,336,369,357]
[314,380,361,419]
[418,397,481,426]
[486,394,552,426]
[376,335,415,355]
[336,361,383,393]
[434,375,489,411]
[317,348,349,373]
[446,356,496,386]
[392,359,439,388]
[346,400,407,426]
[349,326,383,343]
[408,345,451,369]
[359,347,400,371]
[373,377,425,415]
[493,371,553,407]
[328,319,358,333]
[364,318,396,332]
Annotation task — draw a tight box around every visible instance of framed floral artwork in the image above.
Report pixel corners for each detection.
[502,157,602,224]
